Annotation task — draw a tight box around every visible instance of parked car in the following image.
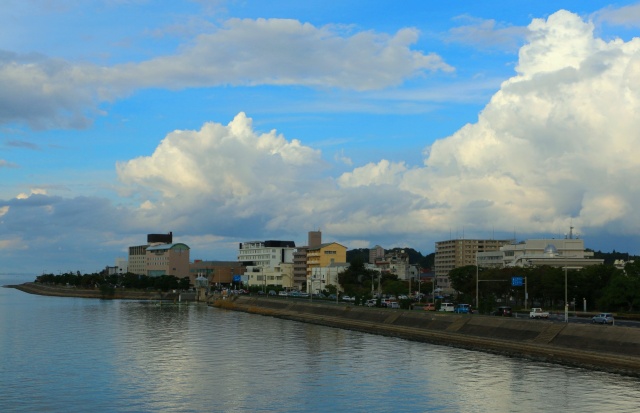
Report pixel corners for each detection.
[454,304,472,314]
[388,302,400,309]
[365,299,377,307]
[529,308,549,319]
[423,303,436,311]
[439,302,455,312]
[591,313,614,324]
[278,291,288,296]
[268,290,277,296]
[341,295,354,302]
[492,306,512,317]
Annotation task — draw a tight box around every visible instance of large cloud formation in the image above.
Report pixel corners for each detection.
[116,10,640,245]
[420,10,640,237]
[3,9,640,274]
[0,18,451,129]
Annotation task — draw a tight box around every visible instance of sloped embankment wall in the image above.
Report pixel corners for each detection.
[212,296,640,376]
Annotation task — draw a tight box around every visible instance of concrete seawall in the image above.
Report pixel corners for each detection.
[212,296,640,377]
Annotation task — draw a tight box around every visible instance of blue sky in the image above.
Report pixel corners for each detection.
[2,1,640,274]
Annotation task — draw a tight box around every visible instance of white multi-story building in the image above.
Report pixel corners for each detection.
[477,237,603,269]
[238,240,296,289]
[308,262,349,294]
[245,263,295,290]
[238,240,296,268]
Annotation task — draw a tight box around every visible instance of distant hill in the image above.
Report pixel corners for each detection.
[590,249,638,265]
[348,248,636,268]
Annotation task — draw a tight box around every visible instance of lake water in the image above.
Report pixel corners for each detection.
[1,274,639,412]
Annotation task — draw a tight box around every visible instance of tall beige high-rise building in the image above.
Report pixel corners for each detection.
[434,239,511,291]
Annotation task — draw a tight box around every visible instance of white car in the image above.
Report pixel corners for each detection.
[591,313,614,324]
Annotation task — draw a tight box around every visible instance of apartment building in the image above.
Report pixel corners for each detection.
[434,238,512,291]
[238,240,296,289]
[306,242,347,279]
[293,231,322,290]
[308,262,349,294]
[245,262,295,290]
[127,232,190,279]
[374,250,411,280]
[237,240,296,268]
[369,245,385,264]
[146,243,190,279]
[478,237,603,269]
[128,245,147,275]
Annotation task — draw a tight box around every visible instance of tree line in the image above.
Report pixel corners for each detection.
[448,261,640,313]
[35,271,191,292]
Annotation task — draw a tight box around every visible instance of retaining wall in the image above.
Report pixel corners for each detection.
[212,296,640,377]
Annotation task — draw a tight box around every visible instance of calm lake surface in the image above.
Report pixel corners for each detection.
[1,274,639,412]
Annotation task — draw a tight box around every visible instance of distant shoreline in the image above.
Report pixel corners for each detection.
[6,282,169,300]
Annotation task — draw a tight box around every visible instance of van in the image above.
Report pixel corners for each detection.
[440,302,455,312]
[454,304,472,314]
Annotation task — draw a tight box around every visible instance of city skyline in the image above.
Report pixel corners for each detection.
[2,1,640,274]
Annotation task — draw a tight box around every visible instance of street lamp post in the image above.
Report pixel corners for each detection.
[564,266,568,323]
[475,255,479,311]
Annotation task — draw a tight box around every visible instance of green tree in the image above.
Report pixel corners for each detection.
[448,265,476,296]
[599,261,640,312]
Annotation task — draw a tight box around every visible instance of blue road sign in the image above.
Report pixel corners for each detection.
[511,276,523,287]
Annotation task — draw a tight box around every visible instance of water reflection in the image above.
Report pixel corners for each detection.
[1,286,639,413]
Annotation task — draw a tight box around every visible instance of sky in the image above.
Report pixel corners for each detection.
[3,1,640,275]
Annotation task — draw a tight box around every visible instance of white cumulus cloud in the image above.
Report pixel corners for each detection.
[113,10,640,245]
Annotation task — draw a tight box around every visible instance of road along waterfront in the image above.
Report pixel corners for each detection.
[2,276,640,413]
[212,295,640,377]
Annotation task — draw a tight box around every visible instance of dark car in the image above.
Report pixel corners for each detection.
[493,306,512,317]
